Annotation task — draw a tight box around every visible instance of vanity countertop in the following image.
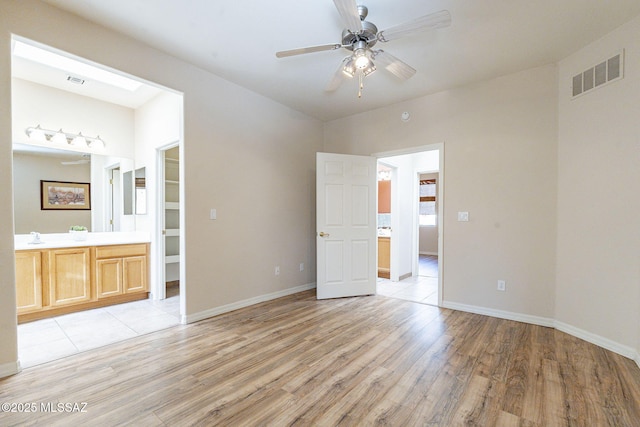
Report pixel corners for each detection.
[15,231,151,251]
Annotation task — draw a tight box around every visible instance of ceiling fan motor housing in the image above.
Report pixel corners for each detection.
[342,20,378,50]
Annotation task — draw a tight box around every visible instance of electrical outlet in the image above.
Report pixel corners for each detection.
[275,266,280,276]
[299,263,304,272]
[497,280,506,291]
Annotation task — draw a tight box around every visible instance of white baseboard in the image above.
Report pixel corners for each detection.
[441,301,555,328]
[185,282,316,324]
[419,251,438,256]
[554,321,638,362]
[0,360,21,379]
[442,300,640,367]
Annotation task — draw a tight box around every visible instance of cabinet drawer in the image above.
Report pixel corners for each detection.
[95,244,148,259]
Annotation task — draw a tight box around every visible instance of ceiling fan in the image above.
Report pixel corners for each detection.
[61,153,90,165]
[275,0,451,97]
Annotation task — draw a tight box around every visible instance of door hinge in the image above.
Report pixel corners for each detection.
[109,179,113,185]
[109,219,113,225]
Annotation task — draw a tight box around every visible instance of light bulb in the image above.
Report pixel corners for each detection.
[51,129,68,145]
[355,54,370,69]
[89,136,105,150]
[71,132,87,147]
[27,125,47,142]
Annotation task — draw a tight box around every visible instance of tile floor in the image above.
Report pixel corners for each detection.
[18,288,181,369]
[377,255,439,306]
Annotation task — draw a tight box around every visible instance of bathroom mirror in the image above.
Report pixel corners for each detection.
[135,167,146,215]
[12,143,133,233]
[123,170,133,215]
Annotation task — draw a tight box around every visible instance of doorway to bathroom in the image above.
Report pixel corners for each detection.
[375,144,442,307]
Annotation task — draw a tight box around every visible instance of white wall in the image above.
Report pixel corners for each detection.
[325,64,559,319]
[556,15,640,357]
[13,152,91,233]
[12,78,134,159]
[0,0,323,374]
[134,91,182,300]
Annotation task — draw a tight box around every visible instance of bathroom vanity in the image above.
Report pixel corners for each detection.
[14,232,150,323]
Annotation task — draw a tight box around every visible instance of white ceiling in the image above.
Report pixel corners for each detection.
[30,0,640,121]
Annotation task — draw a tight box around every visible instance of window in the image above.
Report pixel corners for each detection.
[419,179,437,226]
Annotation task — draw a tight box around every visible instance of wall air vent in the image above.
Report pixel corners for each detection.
[66,75,85,85]
[572,50,623,98]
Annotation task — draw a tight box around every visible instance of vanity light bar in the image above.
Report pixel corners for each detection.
[25,125,105,149]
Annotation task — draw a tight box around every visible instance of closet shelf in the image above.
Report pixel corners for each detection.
[165,255,180,264]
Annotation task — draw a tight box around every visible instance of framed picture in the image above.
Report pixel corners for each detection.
[40,180,91,210]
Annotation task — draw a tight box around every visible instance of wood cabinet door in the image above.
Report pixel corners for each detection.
[123,256,147,293]
[96,258,123,298]
[15,251,43,314]
[49,248,91,306]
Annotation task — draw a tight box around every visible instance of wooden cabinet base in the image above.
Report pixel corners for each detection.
[377,268,390,279]
[18,292,148,324]
[16,243,149,324]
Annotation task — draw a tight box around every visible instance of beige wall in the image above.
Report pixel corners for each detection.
[0,4,18,378]
[13,152,91,233]
[0,0,322,374]
[556,15,640,353]
[325,64,559,319]
[1,0,638,376]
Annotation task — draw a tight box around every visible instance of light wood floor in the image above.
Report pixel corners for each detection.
[2,290,640,426]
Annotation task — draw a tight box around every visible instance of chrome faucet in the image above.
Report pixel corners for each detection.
[29,231,41,244]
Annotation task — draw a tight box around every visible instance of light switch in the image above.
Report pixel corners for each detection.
[210,208,217,220]
[457,211,469,222]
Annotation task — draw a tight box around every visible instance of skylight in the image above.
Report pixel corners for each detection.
[13,40,142,92]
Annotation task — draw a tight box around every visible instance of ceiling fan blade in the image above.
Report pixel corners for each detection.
[377,10,451,42]
[61,159,90,165]
[325,58,351,92]
[332,0,363,34]
[276,43,342,58]
[372,50,416,81]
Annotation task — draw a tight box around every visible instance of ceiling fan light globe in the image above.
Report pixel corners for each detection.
[362,64,377,76]
[342,58,356,77]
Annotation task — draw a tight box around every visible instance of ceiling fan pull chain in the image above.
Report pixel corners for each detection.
[358,72,364,98]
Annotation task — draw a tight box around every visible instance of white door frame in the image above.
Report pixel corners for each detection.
[154,141,182,303]
[373,143,444,307]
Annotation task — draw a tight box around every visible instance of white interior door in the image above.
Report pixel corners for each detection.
[316,152,377,299]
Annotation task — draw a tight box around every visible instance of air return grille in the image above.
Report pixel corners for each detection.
[572,51,623,98]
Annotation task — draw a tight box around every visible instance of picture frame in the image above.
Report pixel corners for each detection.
[40,180,91,210]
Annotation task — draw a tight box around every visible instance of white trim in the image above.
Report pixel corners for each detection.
[442,300,640,366]
[442,301,555,328]
[372,144,442,159]
[419,251,438,256]
[183,282,316,324]
[0,361,21,379]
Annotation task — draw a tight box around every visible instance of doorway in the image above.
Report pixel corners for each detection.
[374,145,443,307]
[157,144,182,302]
[12,37,183,368]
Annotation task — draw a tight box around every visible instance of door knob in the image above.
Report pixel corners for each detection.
[319,232,330,237]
